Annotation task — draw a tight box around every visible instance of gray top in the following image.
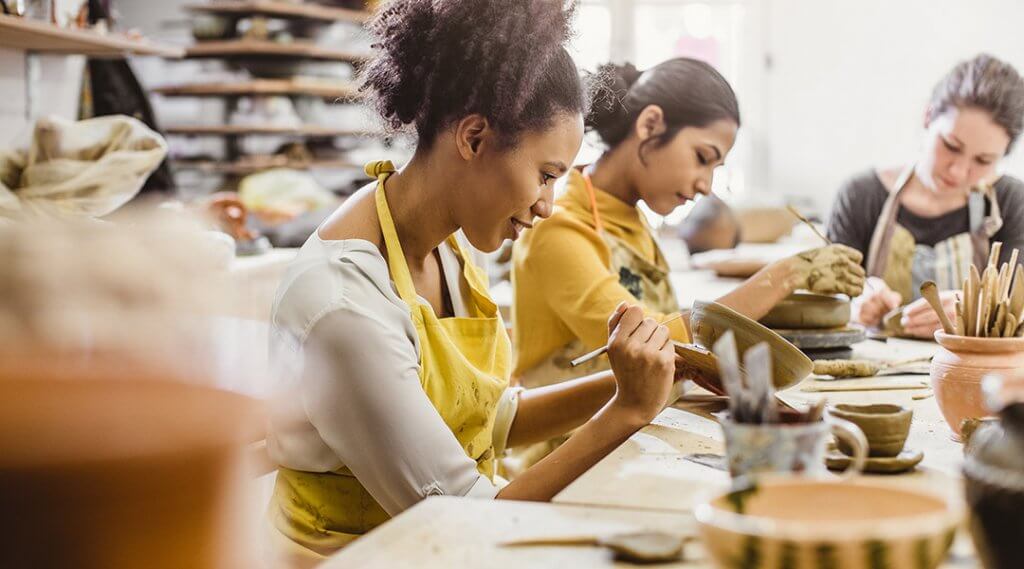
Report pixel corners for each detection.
[827,169,1024,266]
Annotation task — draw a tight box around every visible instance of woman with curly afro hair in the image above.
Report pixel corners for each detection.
[265,0,684,562]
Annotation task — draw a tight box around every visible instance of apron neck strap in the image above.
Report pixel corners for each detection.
[369,160,419,303]
[581,171,605,233]
[866,165,915,277]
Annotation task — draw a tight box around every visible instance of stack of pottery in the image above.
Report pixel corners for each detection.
[759,293,864,357]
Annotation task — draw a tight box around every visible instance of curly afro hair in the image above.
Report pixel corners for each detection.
[361,0,587,147]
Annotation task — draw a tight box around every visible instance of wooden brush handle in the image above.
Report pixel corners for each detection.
[920,281,955,335]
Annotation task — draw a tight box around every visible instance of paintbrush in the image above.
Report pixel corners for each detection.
[570,312,685,367]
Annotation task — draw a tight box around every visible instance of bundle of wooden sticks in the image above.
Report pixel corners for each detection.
[948,242,1024,337]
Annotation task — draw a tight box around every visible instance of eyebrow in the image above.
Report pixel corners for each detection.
[544,161,569,174]
[947,134,1001,159]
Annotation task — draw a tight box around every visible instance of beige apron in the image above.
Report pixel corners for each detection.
[506,171,682,474]
[866,166,1003,302]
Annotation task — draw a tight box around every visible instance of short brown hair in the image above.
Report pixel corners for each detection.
[930,54,1024,153]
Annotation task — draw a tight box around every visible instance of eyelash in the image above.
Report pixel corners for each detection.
[942,139,961,153]
[697,152,709,166]
[541,172,557,184]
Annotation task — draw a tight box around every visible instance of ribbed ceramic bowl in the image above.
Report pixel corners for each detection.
[690,300,813,390]
[695,477,961,569]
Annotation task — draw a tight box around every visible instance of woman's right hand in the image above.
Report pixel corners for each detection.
[851,277,902,327]
[604,303,676,424]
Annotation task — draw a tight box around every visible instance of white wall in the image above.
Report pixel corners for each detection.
[764,0,1024,215]
[0,48,84,147]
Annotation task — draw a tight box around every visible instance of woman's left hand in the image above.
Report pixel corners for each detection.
[787,244,866,297]
[900,290,958,338]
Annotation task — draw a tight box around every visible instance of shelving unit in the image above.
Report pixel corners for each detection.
[166,124,382,138]
[185,1,370,24]
[185,39,370,62]
[152,78,361,100]
[173,157,360,175]
[0,13,184,58]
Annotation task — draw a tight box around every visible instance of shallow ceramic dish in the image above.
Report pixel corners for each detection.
[695,476,961,569]
[826,448,923,474]
[704,258,769,279]
[690,301,813,390]
[828,403,912,457]
[760,293,851,330]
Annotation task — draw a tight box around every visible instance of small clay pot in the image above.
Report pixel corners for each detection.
[829,403,912,458]
[759,293,851,330]
[930,332,1024,440]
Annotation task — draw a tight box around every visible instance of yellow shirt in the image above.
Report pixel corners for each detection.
[511,169,688,377]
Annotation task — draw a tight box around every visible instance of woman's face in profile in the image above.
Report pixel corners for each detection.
[920,105,1010,194]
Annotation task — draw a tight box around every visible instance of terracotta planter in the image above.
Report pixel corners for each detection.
[930,332,1024,439]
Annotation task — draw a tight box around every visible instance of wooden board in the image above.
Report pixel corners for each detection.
[185,1,370,24]
[0,14,183,58]
[165,125,383,138]
[172,158,361,175]
[320,497,702,568]
[185,39,371,62]
[152,79,361,100]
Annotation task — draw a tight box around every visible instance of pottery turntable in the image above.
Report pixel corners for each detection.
[758,293,865,359]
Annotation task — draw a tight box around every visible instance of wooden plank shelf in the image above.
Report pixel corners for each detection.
[0,14,184,58]
[165,124,384,137]
[185,1,371,24]
[152,79,362,100]
[185,39,371,62]
[172,157,361,175]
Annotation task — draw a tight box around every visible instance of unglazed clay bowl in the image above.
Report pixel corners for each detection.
[829,403,912,458]
[931,332,1024,440]
[690,301,813,390]
[695,476,961,569]
[759,293,851,330]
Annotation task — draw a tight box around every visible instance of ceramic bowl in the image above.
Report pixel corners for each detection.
[690,300,813,390]
[695,477,961,569]
[828,403,912,458]
[759,293,851,330]
[930,332,1024,439]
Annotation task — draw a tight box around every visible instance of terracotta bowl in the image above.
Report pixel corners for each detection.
[931,332,1024,440]
[690,300,813,390]
[829,403,912,458]
[0,361,263,569]
[759,293,851,330]
[695,477,961,569]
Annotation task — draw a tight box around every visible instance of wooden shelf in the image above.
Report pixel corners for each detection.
[0,14,184,58]
[152,78,362,100]
[165,124,384,137]
[185,1,371,24]
[186,39,371,62]
[172,157,361,175]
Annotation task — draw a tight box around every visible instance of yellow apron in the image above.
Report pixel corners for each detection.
[507,170,682,474]
[866,165,1003,302]
[270,161,511,562]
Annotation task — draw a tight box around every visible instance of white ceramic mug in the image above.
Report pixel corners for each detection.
[719,414,868,479]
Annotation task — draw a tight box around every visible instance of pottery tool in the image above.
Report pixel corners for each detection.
[801,382,930,393]
[744,343,778,424]
[570,312,684,367]
[934,242,1024,338]
[813,356,932,378]
[920,281,956,335]
[501,531,688,564]
[714,331,752,422]
[786,205,831,246]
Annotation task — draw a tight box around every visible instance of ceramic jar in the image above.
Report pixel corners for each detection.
[930,332,1024,439]
[963,375,1024,569]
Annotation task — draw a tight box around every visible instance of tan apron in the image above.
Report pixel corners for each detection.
[506,171,682,474]
[269,161,511,563]
[866,166,1003,302]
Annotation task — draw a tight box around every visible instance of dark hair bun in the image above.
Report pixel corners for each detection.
[585,62,643,144]
[361,0,586,146]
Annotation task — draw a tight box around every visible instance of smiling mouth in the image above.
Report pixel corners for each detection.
[510,217,533,238]
[676,192,690,203]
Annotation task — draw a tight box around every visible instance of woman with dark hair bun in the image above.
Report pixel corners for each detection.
[510,58,865,435]
[829,54,1024,338]
[264,1,688,562]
